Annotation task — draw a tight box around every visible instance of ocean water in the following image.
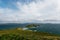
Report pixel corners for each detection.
[0,23,60,34]
[29,23,60,34]
[0,23,26,30]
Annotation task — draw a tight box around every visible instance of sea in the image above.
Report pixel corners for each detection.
[0,23,60,34]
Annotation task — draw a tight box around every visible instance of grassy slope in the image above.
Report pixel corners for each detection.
[0,28,60,40]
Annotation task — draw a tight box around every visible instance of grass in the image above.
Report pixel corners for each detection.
[0,28,60,40]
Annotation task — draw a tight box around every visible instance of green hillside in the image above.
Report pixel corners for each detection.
[0,28,60,40]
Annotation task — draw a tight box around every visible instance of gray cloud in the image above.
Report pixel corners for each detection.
[0,0,60,23]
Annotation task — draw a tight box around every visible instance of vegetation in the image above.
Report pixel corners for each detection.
[0,28,60,40]
[26,24,40,28]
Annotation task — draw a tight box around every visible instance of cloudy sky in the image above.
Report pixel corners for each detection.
[0,0,60,23]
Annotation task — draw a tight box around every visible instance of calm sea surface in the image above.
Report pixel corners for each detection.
[0,23,60,34]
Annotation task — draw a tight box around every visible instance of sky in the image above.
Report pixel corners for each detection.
[0,0,60,23]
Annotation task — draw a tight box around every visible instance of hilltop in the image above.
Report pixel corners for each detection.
[0,28,60,40]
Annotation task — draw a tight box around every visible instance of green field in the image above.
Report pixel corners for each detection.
[0,28,60,40]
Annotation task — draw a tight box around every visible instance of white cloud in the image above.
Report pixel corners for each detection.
[0,0,60,23]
